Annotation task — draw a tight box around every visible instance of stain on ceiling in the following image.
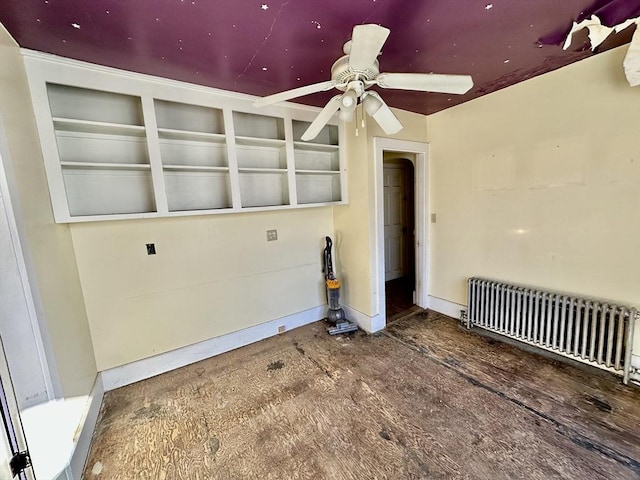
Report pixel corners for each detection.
[0,0,637,115]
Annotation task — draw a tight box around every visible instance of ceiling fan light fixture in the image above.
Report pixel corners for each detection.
[340,89,358,110]
[338,108,355,122]
[363,93,382,116]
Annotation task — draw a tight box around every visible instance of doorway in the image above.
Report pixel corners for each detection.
[383,156,415,319]
[373,137,429,330]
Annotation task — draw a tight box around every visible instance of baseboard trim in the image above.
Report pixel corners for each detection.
[343,305,384,333]
[428,296,466,320]
[100,305,326,391]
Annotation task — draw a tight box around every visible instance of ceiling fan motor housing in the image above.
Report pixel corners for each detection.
[331,56,379,91]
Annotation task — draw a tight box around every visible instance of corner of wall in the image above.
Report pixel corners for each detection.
[0,29,97,398]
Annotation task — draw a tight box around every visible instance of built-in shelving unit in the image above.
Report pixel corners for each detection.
[292,120,341,205]
[47,84,155,217]
[154,100,231,212]
[233,112,289,207]
[29,58,346,222]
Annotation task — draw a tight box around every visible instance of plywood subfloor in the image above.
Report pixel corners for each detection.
[83,311,640,479]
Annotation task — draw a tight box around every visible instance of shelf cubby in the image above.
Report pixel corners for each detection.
[236,144,287,170]
[55,131,149,166]
[62,167,156,216]
[164,170,232,212]
[239,172,289,208]
[159,138,228,168]
[294,148,340,172]
[233,112,284,140]
[155,100,224,135]
[292,121,338,146]
[48,84,145,126]
[295,172,342,204]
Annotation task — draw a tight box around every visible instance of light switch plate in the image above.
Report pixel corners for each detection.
[266,229,278,241]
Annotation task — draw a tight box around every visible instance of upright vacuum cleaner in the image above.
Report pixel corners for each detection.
[323,236,358,335]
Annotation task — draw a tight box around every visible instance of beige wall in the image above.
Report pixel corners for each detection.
[71,208,333,370]
[334,108,427,317]
[0,26,97,397]
[427,45,640,345]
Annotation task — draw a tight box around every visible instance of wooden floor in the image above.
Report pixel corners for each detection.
[83,310,640,479]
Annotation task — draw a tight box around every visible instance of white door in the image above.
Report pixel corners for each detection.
[383,164,408,281]
[0,336,35,479]
[0,193,48,409]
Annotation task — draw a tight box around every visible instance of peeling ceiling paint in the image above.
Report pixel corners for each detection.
[0,0,637,115]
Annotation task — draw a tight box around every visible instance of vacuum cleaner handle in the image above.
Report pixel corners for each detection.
[323,236,334,280]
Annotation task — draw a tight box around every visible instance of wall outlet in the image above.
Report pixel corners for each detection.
[278,325,286,333]
[266,229,278,241]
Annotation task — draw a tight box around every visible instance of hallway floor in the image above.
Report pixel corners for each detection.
[83,311,640,479]
[385,276,415,320]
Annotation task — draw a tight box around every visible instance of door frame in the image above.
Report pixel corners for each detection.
[373,138,429,326]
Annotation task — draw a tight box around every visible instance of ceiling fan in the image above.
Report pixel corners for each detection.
[253,24,474,141]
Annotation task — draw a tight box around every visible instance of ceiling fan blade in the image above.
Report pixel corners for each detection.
[301,95,342,141]
[364,91,403,135]
[348,24,390,71]
[376,73,474,94]
[253,80,336,107]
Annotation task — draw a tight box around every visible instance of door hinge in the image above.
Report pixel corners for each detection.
[10,450,31,477]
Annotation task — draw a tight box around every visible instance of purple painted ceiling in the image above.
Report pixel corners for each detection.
[1,0,638,115]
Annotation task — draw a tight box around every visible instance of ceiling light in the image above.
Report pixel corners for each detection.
[363,93,382,116]
[340,90,357,110]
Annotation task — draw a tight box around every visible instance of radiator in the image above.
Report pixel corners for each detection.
[465,278,638,384]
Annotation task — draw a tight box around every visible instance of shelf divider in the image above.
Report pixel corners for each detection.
[141,95,169,214]
[223,107,242,210]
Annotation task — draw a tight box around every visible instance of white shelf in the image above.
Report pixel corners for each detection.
[53,117,146,137]
[235,136,286,148]
[157,128,226,143]
[163,165,228,172]
[295,169,340,175]
[293,141,339,152]
[61,161,151,170]
[238,168,287,173]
